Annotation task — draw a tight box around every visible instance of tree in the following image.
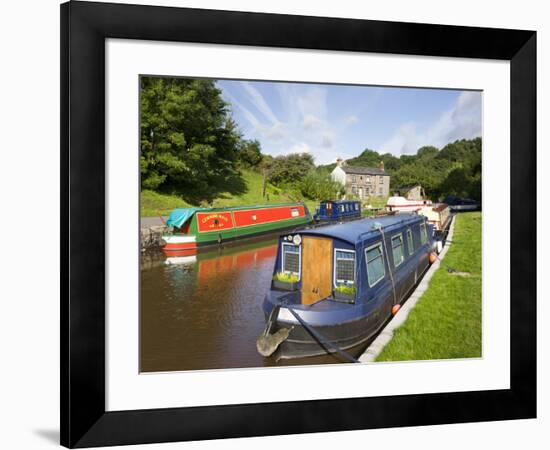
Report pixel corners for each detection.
[237,139,263,168]
[268,153,315,185]
[140,77,243,200]
[299,171,344,201]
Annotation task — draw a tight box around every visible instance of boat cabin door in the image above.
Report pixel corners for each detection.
[301,236,333,305]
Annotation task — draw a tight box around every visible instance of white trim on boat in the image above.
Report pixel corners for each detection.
[162,235,196,244]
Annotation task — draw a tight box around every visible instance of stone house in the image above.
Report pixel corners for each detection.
[331,159,390,199]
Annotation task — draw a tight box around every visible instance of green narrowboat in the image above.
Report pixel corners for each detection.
[162,203,312,255]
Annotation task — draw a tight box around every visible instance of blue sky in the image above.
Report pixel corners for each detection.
[217,79,482,165]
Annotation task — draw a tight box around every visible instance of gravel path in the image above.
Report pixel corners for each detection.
[140,216,167,228]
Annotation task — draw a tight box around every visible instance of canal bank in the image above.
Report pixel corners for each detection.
[359,215,457,362]
[361,212,482,362]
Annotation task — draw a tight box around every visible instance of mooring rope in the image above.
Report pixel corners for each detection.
[283,306,360,363]
[377,226,398,306]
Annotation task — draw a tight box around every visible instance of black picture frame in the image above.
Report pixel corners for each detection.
[61,1,536,448]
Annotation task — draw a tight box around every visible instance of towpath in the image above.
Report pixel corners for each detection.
[140,216,167,228]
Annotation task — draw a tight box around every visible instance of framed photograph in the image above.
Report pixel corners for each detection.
[61,1,536,447]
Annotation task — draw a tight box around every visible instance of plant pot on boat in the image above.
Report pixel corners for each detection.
[333,284,356,303]
[272,272,299,291]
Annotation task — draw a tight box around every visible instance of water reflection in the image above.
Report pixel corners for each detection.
[141,238,271,371]
[141,236,354,372]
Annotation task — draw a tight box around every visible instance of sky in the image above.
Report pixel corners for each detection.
[217,79,482,165]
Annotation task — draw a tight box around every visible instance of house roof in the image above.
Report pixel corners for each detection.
[340,165,388,175]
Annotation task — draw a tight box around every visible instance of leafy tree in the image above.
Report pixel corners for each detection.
[237,139,263,168]
[299,171,344,201]
[268,153,315,185]
[140,77,244,201]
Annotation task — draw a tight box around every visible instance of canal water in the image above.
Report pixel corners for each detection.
[141,236,357,372]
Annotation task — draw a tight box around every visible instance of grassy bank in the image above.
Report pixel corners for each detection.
[140,170,314,217]
[376,212,482,361]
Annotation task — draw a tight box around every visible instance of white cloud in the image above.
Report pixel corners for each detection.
[320,133,334,148]
[289,142,311,154]
[264,122,287,142]
[379,91,482,155]
[345,115,359,125]
[241,81,279,125]
[296,87,327,119]
[302,114,323,130]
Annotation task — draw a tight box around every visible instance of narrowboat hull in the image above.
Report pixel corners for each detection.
[449,204,479,212]
[270,312,389,360]
[162,203,312,255]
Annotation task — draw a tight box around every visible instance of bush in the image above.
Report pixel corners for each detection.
[299,170,344,201]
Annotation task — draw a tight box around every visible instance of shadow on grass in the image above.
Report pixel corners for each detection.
[167,171,249,205]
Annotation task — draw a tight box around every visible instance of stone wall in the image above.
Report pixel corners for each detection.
[140,225,167,251]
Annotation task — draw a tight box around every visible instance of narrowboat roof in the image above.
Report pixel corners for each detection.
[299,213,424,245]
[321,199,359,204]
[166,202,308,228]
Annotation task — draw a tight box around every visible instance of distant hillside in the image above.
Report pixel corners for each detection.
[319,138,481,201]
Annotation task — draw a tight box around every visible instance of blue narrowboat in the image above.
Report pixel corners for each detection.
[313,200,361,222]
[257,214,435,360]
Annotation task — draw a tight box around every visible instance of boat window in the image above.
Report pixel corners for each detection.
[366,243,385,287]
[391,234,405,267]
[340,205,344,212]
[282,243,300,277]
[420,223,428,245]
[406,229,414,255]
[291,207,299,217]
[334,250,356,286]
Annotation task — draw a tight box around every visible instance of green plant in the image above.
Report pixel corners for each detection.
[273,272,299,283]
[334,284,356,295]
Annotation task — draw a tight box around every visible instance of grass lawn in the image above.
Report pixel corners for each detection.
[376,212,482,361]
[141,170,311,216]
[140,189,193,217]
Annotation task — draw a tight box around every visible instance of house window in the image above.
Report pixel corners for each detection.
[420,223,428,245]
[391,234,404,267]
[351,175,357,183]
[379,187,384,195]
[366,176,370,183]
[406,229,414,254]
[282,243,300,277]
[334,250,356,286]
[366,243,385,287]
